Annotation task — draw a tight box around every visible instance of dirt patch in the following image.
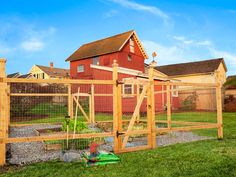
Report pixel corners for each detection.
[11,114,49,122]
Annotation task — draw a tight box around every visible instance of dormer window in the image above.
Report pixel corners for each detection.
[93,57,100,65]
[130,38,134,53]
[128,54,132,61]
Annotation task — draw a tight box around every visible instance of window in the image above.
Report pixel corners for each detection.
[123,84,134,95]
[130,38,134,53]
[93,57,100,65]
[172,85,178,97]
[128,54,132,61]
[78,65,84,73]
[42,73,45,79]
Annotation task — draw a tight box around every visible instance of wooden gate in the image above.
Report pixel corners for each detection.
[113,63,157,153]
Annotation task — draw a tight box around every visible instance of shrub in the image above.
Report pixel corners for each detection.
[62,119,87,133]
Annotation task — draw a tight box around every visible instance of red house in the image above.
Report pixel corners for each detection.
[66,30,179,113]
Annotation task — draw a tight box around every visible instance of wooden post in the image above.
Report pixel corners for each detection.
[136,84,140,123]
[147,64,156,149]
[167,81,171,129]
[117,84,122,150]
[113,60,119,153]
[91,84,95,123]
[0,58,7,166]
[68,84,73,119]
[216,71,223,139]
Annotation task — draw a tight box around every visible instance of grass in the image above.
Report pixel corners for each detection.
[2,112,236,177]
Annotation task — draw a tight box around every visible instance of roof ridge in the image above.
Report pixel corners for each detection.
[36,64,69,70]
[155,58,223,68]
[80,30,134,47]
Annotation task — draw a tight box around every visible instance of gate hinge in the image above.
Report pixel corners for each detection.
[116,130,125,137]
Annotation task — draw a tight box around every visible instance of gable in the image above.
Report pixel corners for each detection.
[66,30,148,62]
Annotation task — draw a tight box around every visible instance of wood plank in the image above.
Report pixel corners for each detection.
[113,61,119,153]
[156,124,218,133]
[73,96,89,121]
[72,93,90,97]
[119,145,150,153]
[5,132,114,143]
[94,93,113,96]
[10,93,68,97]
[67,84,73,118]
[136,84,140,122]
[122,85,147,149]
[91,84,95,123]
[216,72,223,139]
[4,78,114,85]
[167,82,171,129]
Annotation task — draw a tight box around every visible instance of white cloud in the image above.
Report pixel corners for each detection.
[173,36,193,45]
[196,40,212,46]
[103,9,119,18]
[110,0,168,22]
[143,37,236,75]
[142,40,187,65]
[21,38,44,52]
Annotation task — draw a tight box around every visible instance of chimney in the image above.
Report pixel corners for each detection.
[50,62,54,68]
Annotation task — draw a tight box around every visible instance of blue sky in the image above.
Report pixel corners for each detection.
[0,0,236,76]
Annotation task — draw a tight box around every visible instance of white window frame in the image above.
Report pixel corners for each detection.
[130,38,135,53]
[172,85,178,97]
[77,65,84,73]
[122,83,134,97]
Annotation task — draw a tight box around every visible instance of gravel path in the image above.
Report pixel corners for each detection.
[8,125,212,165]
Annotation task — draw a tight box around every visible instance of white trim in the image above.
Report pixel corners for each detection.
[90,64,142,76]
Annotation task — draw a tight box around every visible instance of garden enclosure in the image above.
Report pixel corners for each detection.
[0,59,223,165]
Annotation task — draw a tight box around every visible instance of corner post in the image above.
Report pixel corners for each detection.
[167,81,171,129]
[0,58,7,166]
[113,60,119,153]
[147,63,156,149]
[216,71,223,139]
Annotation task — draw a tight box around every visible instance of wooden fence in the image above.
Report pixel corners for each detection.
[0,58,223,165]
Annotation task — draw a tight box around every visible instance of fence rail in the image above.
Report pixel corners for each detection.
[0,59,223,166]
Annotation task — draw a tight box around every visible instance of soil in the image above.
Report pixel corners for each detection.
[11,114,49,122]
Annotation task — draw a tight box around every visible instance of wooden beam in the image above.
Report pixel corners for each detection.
[122,85,147,149]
[5,132,114,143]
[167,82,171,129]
[10,93,68,97]
[147,65,156,149]
[68,84,73,118]
[216,71,223,139]
[0,58,7,166]
[117,84,122,150]
[119,145,149,153]
[136,84,140,122]
[156,124,218,133]
[3,78,114,85]
[113,60,119,153]
[73,96,89,122]
[91,84,95,123]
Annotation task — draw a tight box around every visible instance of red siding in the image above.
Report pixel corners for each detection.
[70,35,145,80]
[69,34,179,114]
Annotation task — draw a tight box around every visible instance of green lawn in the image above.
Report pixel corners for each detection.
[2,112,236,177]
